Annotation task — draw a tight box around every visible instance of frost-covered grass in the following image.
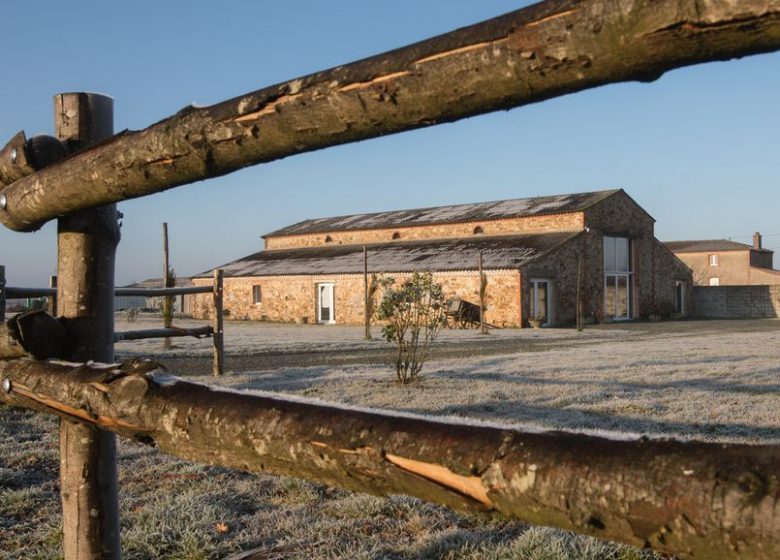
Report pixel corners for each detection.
[113,314,630,358]
[3,318,779,559]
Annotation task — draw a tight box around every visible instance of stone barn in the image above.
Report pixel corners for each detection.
[193,189,691,327]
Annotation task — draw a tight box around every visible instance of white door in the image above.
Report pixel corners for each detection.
[317,283,335,324]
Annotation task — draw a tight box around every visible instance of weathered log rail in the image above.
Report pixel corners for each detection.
[0,359,778,559]
[1,0,779,231]
[1,0,780,558]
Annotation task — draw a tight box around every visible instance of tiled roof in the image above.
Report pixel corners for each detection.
[663,240,767,253]
[263,189,620,237]
[197,232,581,278]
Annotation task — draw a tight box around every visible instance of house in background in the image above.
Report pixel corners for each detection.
[192,189,692,327]
[665,233,780,286]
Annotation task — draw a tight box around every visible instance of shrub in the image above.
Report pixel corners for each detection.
[377,272,446,384]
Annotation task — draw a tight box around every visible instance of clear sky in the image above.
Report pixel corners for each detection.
[1,1,778,287]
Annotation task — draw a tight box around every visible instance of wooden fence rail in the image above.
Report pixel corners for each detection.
[1,0,780,558]
[0,272,225,375]
[0,0,779,231]
[0,359,778,560]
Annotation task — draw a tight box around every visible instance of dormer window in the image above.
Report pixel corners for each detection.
[325,235,333,243]
[392,232,401,240]
[473,226,484,235]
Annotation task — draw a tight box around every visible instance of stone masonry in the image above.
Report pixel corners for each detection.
[194,189,693,327]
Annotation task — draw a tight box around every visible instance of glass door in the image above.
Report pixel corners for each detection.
[317,283,335,324]
[604,275,630,320]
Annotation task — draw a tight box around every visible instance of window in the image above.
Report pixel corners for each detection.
[473,226,484,235]
[252,285,262,304]
[709,254,719,267]
[709,277,720,286]
[392,232,401,240]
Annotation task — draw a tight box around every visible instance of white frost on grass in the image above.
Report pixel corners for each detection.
[116,316,780,444]
[114,315,631,357]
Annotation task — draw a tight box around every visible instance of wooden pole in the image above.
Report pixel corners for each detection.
[55,92,121,560]
[0,265,5,322]
[363,245,370,340]
[478,252,487,335]
[576,255,583,331]
[162,222,171,349]
[212,268,224,376]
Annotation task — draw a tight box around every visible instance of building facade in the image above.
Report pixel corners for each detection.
[665,234,780,286]
[193,189,692,327]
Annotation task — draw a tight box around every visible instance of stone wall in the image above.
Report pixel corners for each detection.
[693,285,780,318]
[651,240,693,316]
[264,213,584,250]
[193,269,521,327]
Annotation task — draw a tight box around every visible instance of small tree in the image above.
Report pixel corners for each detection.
[378,272,446,384]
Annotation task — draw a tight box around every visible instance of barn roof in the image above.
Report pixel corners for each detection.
[263,189,620,238]
[664,239,771,253]
[121,277,194,289]
[198,232,580,278]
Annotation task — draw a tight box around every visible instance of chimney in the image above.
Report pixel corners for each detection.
[753,232,762,250]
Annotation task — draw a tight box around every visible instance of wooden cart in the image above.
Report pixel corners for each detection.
[445,297,482,329]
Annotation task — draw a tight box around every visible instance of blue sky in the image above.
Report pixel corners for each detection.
[1,1,778,287]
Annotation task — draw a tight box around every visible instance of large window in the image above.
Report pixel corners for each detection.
[604,236,632,320]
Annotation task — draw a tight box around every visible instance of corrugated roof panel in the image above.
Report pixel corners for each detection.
[199,232,580,278]
[264,190,619,237]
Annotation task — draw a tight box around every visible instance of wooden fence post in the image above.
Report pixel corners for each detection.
[478,252,488,335]
[48,275,57,315]
[212,268,224,376]
[55,92,121,560]
[363,245,370,340]
[0,265,5,322]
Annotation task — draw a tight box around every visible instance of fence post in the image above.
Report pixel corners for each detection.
[0,265,5,322]
[478,252,488,335]
[212,268,224,376]
[55,92,121,560]
[363,246,371,340]
[48,275,57,315]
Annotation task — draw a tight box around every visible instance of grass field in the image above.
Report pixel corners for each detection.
[2,318,779,559]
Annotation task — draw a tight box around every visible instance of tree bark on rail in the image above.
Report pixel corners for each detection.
[1,0,779,231]
[0,359,777,560]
